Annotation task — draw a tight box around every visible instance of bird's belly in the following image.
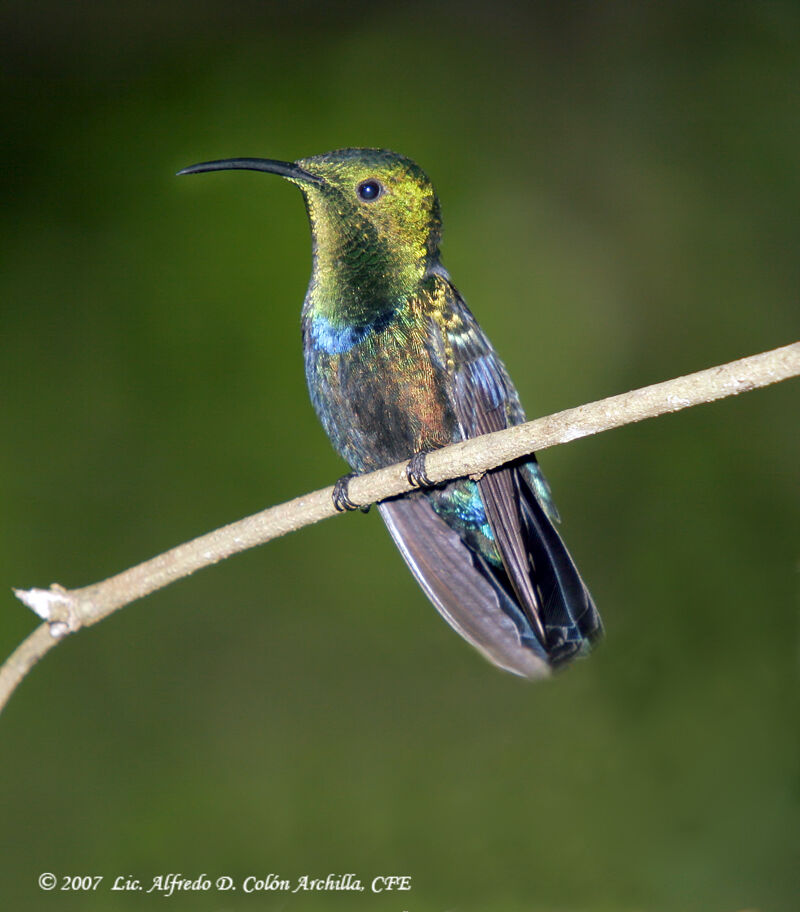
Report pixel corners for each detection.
[304,329,456,473]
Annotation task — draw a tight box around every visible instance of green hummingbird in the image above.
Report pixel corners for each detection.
[179,148,601,678]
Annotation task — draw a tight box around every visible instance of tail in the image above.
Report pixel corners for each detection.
[378,474,601,677]
[517,475,602,667]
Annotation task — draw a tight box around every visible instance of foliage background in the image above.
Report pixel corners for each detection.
[1,3,797,910]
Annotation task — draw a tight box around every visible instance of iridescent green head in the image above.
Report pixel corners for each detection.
[179,148,443,319]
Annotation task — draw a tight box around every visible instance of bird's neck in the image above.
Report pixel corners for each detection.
[301,190,441,326]
[306,240,433,328]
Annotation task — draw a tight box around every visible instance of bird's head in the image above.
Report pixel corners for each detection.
[180,148,442,309]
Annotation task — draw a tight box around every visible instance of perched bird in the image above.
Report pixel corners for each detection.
[179,149,601,678]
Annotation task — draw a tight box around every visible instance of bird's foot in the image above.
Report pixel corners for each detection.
[406,450,435,488]
[332,473,370,513]
[332,473,358,511]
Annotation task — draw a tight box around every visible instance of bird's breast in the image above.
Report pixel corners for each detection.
[303,307,457,472]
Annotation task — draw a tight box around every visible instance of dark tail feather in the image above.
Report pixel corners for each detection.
[518,477,603,667]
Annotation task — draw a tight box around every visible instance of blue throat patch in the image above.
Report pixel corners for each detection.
[309,310,395,355]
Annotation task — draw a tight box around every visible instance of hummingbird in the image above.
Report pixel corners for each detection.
[178,148,601,678]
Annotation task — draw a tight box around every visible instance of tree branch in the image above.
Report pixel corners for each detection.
[2,342,798,713]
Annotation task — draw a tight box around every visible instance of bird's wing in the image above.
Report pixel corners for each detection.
[428,279,549,644]
[380,273,601,672]
[378,495,550,678]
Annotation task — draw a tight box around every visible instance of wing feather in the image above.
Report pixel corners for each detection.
[443,291,548,642]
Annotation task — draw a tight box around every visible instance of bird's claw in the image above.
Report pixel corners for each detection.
[332,473,358,511]
[332,473,370,512]
[406,450,434,488]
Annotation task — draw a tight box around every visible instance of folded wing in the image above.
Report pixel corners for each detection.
[379,276,602,674]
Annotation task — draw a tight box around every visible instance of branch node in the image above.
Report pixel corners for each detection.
[12,585,81,635]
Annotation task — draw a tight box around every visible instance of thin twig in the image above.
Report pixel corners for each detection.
[2,342,798,713]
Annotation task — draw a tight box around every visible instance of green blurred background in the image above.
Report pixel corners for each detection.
[1,3,798,910]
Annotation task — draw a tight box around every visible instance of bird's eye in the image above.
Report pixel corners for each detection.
[357,179,383,202]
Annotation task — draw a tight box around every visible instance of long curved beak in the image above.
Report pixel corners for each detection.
[177,157,322,185]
